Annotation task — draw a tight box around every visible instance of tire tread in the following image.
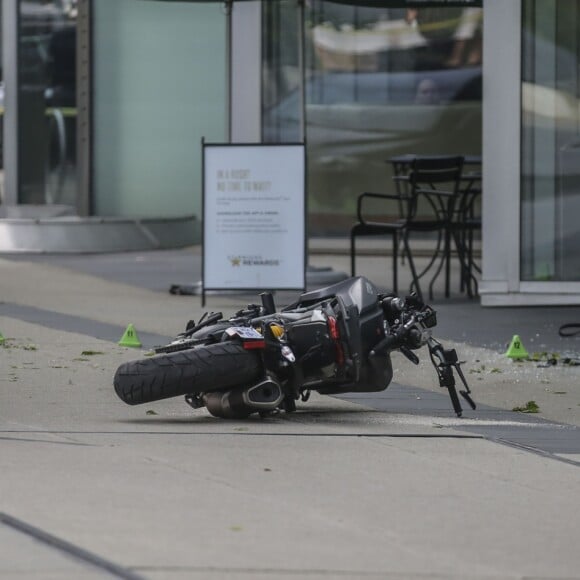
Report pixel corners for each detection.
[114,342,261,405]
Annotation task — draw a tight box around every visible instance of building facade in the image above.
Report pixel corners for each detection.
[482,0,580,305]
[0,0,579,305]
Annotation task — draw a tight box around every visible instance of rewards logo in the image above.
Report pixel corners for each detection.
[228,255,280,267]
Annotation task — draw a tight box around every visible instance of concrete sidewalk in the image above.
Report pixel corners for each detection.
[2,250,580,579]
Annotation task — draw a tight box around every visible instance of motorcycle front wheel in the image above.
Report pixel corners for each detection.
[114,342,262,405]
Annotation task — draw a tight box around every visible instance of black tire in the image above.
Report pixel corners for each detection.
[114,342,262,405]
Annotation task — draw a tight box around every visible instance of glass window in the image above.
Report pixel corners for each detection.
[521,0,580,281]
[262,0,301,143]
[18,0,77,206]
[263,1,483,236]
[93,0,226,218]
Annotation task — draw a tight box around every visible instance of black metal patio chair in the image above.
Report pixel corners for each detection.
[350,155,464,301]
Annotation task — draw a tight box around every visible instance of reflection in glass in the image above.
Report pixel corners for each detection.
[521,1,580,281]
[262,0,300,143]
[18,0,77,206]
[263,1,482,235]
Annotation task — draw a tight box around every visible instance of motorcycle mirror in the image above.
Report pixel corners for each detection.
[260,292,276,314]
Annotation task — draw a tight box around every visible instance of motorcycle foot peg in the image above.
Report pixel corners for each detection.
[185,394,204,409]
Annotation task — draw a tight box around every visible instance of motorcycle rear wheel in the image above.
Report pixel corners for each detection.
[114,342,262,405]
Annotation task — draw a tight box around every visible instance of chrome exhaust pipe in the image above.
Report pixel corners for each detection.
[204,378,284,419]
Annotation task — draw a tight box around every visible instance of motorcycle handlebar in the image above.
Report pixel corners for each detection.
[372,294,436,359]
[370,333,401,356]
[370,319,423,357]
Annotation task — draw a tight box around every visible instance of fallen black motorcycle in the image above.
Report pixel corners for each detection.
[114,276,475,419]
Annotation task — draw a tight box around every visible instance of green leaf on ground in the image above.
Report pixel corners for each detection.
[146,410,158,415]
[81,350,104,356]
[512,400,540,414]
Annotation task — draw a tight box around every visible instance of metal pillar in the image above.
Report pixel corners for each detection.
[77,0,92,216]
[2,0,18,207]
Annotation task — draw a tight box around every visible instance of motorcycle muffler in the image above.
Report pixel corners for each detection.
[204,377,284,419]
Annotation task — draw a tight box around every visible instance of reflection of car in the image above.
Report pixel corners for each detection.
[263,67,482,231]
[264,66,482,139]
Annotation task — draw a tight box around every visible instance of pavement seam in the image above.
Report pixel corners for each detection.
[492,438,580,469]
[0,430,484,438]
[0,512,145,580]
[0,434,94,446]
[129,565,507,579]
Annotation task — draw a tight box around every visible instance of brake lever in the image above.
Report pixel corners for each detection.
[400,346,420,365]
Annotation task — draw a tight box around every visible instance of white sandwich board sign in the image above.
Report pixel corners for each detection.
[202,143,306,303]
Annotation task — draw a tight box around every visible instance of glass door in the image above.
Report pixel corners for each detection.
[19,0,78,207]
[522,0,580,281]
